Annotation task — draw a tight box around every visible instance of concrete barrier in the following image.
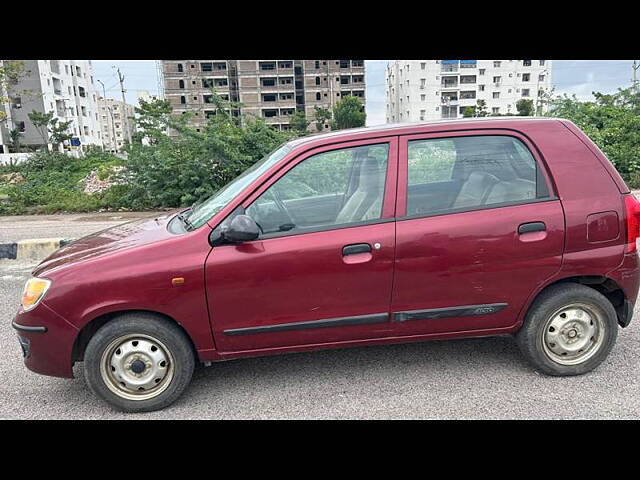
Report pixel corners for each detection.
[0,237,73,261]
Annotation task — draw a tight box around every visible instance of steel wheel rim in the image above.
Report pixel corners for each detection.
[541,302,605,366]
[100,334,175,401]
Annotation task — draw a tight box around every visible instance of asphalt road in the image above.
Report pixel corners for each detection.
[2,257,639,419]
[0,211,166,243]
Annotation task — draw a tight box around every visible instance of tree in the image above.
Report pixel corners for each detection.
[27,110,54,148]
[26,110,72,151]
[545,87,640,186]
[462,106,476,118]
[132,98,173,145]
[516,99,534,116]
[0,61,27,123]
[313,106,332,131]
[9,128,22,153]
[49,117,73,150]
[331,96,366,130]
[289,111,309,135]
[474,100,489,117]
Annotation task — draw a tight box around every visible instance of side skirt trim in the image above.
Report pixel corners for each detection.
[393,303,508,322]
[223,313,389,336]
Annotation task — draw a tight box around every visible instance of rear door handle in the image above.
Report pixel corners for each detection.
[342,243,372,256]
[518,221,546,234]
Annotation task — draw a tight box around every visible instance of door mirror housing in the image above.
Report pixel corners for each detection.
[221,214,260,243]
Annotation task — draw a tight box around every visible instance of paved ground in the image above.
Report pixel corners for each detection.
[1,256,639,419]
[1,204,640,419]
[0,211,167,243]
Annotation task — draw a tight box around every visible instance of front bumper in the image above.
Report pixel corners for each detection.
[12,302,79,378]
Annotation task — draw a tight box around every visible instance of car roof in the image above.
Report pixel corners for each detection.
[286,116,566,149]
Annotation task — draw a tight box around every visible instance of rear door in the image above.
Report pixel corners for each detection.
[390,130,565,336]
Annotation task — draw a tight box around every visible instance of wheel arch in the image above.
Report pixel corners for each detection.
[516,275,628,330]
[71,309,199,364]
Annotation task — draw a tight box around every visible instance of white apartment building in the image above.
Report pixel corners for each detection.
[98,97,135,152]
[386,60,552,122]
[0,60,102,153]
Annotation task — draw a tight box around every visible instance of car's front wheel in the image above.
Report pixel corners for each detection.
[84,313,195,412]
[516,283,618,376]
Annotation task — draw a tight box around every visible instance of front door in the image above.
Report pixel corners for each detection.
[206,138,399,353]
[390,131,565,337]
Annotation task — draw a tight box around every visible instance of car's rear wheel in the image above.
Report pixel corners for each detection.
[84,313,195,412]
[515,283,618,376]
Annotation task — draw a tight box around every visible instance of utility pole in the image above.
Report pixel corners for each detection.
[115,67,133,145]
[633,60,639,94]
[97,79,118,153]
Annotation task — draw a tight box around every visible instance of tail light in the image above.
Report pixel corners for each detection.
[624,194,640,253]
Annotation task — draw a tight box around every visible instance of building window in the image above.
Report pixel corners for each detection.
[539,74,545,82]
[179,80,185,89]
[492,107,500,114]
[493,92,500,99]
[17,121,26,132]
[493,61,501,68]
[315,60,320,69]
[262,109,278,118]
[315,76,320,85]
[493,76,501,84]
[522,73,530,82]
[352,60,364,67]
[201,62,213,72]
[177,63,183,72]
[262,94,277,102]
[316,92,321,101]
[522,89,530,97]
[523,60,532,66]
[180,96,186,104]
[260,61,276,71]
[261,78,276,87]
[479,69,485,75]
[479,85,485,91]
[421,62,426,70]
[539,60,545,66]
[421,94,426,101]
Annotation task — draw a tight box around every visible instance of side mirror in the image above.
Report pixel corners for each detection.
[221,214,260,243]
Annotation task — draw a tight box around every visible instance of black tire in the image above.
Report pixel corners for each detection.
[515,283,618,376]
[84,313,195,412]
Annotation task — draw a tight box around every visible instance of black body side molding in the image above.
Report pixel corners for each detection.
[393,303,508,322]
[224,313,389,336]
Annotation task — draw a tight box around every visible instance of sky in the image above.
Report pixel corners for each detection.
[92,60,637,127]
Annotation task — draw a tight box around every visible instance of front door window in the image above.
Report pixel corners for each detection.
[246,143,389,236]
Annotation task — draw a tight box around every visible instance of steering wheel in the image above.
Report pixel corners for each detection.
[270,187,295,227]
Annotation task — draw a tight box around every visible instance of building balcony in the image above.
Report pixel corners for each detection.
[441,83,459,89]
[441,65,458,72]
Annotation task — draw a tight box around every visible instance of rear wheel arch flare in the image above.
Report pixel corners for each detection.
[520,276,626,329]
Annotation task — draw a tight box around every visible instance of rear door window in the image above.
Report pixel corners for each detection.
[406,135,549,217]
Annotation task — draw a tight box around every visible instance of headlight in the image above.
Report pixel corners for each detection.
[21,278,51,312]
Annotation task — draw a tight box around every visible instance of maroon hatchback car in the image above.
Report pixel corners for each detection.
[13,117,640,412]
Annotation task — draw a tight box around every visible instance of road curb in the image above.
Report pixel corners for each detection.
[0,238,73,261]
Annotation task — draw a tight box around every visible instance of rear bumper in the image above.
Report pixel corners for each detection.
[12,302,78,378]
[608,252,640,328]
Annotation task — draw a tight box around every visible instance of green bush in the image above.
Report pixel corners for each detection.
[0,151,125,215]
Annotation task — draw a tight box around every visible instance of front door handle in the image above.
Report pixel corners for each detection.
[518,222,546,235]
[342,243,372,256]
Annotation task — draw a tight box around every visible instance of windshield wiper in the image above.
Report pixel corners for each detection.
[176,211,195,231]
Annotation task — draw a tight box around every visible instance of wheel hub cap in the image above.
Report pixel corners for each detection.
[542,304,604,366]
[100,335,175,401]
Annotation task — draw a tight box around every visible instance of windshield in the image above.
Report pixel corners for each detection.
[184,144,291,229]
